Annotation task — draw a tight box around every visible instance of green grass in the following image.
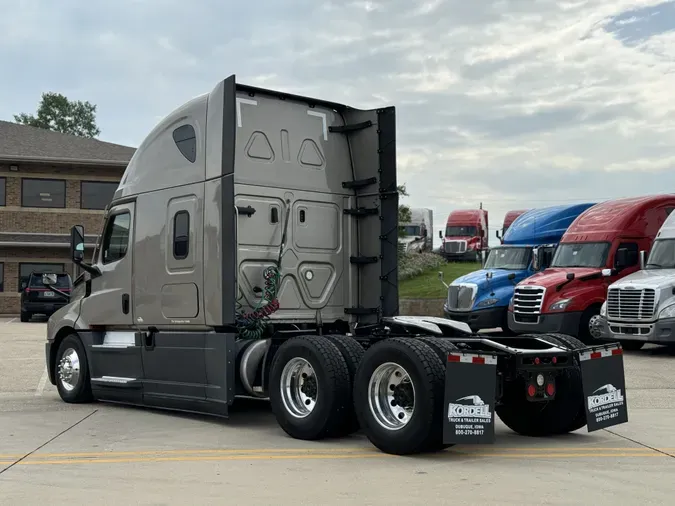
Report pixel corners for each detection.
[399,262,481,299]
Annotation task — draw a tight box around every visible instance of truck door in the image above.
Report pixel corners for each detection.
[79,202,144,402]
[80,203,136,326]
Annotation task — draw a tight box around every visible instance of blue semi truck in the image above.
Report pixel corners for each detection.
[440,202,597,333]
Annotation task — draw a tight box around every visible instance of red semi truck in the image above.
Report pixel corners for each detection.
[507,195,675,343]
[439,208,489,262]
[496,209,529,244]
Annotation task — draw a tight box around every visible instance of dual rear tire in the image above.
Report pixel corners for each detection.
[269,334,456,455]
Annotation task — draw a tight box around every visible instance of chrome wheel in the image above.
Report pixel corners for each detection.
[280,357,318,418]
[588,314,604,339]
[368,362,415,431]
[57,347,81,392]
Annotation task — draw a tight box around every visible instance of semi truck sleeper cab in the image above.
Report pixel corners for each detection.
[42,75,629,456]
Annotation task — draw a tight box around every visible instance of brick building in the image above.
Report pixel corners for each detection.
[0,120,135,314]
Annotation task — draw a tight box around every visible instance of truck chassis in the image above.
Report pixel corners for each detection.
[47,315,629,456]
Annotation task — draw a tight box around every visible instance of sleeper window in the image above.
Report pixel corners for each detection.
[173,211,190,259]
[172,125,197,163]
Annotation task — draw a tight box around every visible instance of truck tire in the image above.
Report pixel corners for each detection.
[538,333,588,432]
[412,336,459,451]
[269,335,352,441]
[55,334,94,403]
[578,305,602,343]
[20,311,30,323]
[413,336,458,362]
[353,337,446,455]
[495,332,586,436]
[323,334,365,435]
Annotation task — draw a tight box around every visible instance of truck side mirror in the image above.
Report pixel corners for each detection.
[71,225,85,263]
[532,248,540,271]
[639,250,646,270]
[614,247,629,270]
[438,230,443,239]
[496,230,502,240]
[566,272,575,281]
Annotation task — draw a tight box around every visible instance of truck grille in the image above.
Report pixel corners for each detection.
[513,286,545,324]
[447,284,476,311]
[607,287,656,321]
[444,241,467,254]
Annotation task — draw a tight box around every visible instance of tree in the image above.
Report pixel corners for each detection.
[14,92,101,138]
[398,184,411,236]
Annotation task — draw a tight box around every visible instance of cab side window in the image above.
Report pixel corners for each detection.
[102,211,131,264]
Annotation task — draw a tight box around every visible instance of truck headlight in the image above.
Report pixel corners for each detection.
[658,304,675,319]
[476,298,499,308]
[600,301,607,317]
[549,298,572,311]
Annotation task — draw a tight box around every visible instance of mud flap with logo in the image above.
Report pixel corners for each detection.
[578,344,629,432]
[443,352,499,445]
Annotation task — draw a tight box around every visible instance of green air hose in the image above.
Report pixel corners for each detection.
[234,201,290,339]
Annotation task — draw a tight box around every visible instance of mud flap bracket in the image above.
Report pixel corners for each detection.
[443,352,499,445]
[578,343,629,432]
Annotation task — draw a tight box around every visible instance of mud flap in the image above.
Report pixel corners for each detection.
[578,343,629,432]
[443,352,499,445]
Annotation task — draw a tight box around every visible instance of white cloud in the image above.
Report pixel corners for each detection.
[2,0,675,246]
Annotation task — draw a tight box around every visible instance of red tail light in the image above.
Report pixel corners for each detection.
[546,383,555,396]
[527,384,536,397]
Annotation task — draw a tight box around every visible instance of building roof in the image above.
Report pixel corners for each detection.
[0,120,136,167]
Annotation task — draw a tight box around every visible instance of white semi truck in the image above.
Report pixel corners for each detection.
[398,208,433,253]
[601,209,675,349]
[43,76,628,456]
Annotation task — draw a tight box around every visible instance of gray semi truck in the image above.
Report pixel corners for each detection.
[43,75,629,456]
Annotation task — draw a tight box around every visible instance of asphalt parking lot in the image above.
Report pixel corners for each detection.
[1,316,674,505]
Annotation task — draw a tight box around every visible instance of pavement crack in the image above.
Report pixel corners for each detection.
[0,409,98,475]
[603,428,675,459]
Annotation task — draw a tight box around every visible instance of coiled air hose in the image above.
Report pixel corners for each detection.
[234,201,290,339]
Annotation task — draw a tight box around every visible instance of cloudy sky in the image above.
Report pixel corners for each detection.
[2,0,675,246]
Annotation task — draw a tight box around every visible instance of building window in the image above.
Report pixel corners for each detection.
[172,124,197,163]
[173,210,190,259]
[0,263,4,292]
[101,211,131,264]
[0,177,5,206]
[18,263,65,291]
[21,178,66,208]
[81,181,118,210]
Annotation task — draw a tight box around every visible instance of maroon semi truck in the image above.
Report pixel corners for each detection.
[439,208,489,262]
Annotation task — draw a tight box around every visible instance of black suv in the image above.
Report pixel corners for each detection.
[20,272,72,322]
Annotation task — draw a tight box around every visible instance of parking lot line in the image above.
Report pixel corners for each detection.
[0,449,670,467]
[2,318,16,324]
[34,367,48,396]
[0,446,672,465]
